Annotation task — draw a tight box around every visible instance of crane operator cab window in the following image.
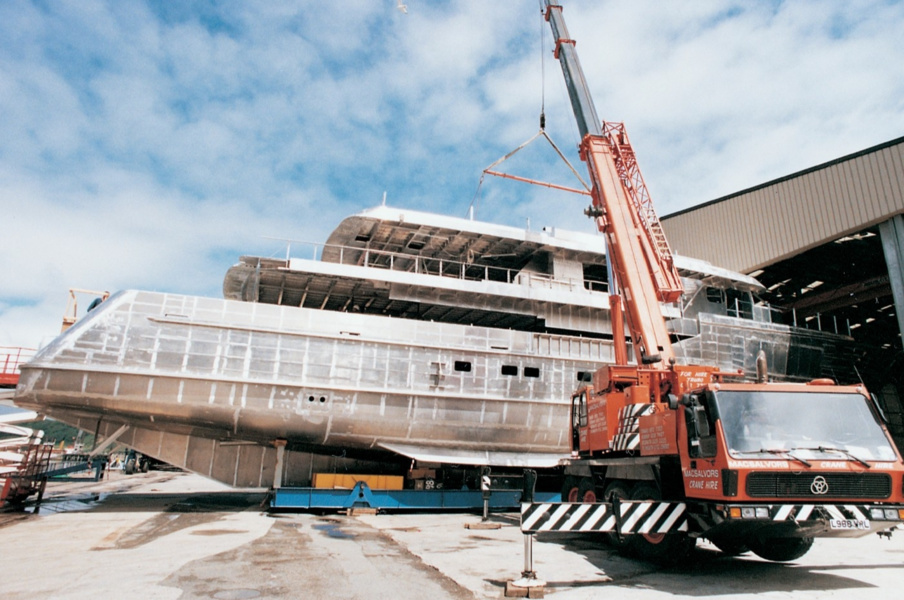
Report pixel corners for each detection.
[684,393,717,458]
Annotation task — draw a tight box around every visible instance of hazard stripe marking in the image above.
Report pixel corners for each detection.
[620,501,650,533]
[521,503,552,531]
[523,502,903,534]
[824,505,846,521]
[611,404,655,450]
[560,503,593,531]
[749,503,897,523]
[585,504,613,530]
[591,515,617,532]
[773,504,794,521]
[797,505,815,520]
[638,502,668,534]
[844,505,867,521]
[540,504,574,531]
[521,501,687,534]
[659,504,688,532]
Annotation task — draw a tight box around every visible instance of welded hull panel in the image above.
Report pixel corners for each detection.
[672,313,859,383]
[16,291,610,459]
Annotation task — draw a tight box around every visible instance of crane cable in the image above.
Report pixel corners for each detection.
[539,0,546,130]
[468,3,588,219]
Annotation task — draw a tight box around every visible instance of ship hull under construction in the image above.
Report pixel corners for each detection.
[15,289,610,486]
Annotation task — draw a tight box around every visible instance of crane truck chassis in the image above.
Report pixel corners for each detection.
[528,363,904,562]
[521,1,904,564]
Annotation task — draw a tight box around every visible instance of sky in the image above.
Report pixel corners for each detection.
[2,0,903,349]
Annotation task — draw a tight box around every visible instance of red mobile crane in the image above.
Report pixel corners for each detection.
[525,2,904,562]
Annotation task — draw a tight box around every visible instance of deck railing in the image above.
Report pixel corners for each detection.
[271,238,610,294]
[1,347,36,387]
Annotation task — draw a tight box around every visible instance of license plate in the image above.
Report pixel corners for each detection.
[830,519,870,530]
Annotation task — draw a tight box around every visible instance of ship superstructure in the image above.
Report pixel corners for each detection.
[226,205,857,382]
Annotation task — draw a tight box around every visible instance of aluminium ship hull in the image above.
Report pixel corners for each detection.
[15,290,610,485]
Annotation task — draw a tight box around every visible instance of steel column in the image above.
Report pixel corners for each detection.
[879,215,904,349]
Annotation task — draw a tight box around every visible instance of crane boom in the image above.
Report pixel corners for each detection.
[539,5,904,568]
[543,4,601,139]
[544,2,682,366]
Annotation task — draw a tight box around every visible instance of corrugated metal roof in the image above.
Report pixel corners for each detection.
[662,136,904,273]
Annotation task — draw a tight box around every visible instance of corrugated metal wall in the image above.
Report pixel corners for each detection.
[662,137,904,273]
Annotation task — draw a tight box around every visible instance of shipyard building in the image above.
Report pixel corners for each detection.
[663,135,904,444]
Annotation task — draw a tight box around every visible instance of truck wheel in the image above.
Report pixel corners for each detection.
[628,483,695,563]
[577,477,598,503]
[561,476,581,503]
[748,536,813,562]
[602,481,631,550]
[708,536,749,556]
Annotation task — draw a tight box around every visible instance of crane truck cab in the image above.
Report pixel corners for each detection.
[680,380,904,560]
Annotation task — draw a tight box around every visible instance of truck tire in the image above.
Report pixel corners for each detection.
[748,536,813,562]
[708,535,749,556]
[577,477,598,503]
[628,483,695,563]
[561,476,581,503]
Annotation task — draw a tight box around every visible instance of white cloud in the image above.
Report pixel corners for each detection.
[1,0,903,347]
[565,0,904,209]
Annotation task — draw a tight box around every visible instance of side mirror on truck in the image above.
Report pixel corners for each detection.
[684,396,716,458]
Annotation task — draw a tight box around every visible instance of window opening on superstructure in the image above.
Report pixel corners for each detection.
[501,365,518,376]
[726,289,754,320]
[454,361,472,372]
[524,367,540,378]
[577,371,593,382]
[705,287,724,304]
[582,263,609,292]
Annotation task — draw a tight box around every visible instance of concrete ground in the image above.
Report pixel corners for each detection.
[1,471,903,599]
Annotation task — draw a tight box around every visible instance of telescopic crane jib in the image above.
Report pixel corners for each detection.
[544,1,683,367]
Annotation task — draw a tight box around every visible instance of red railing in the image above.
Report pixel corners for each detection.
[0,347,35,387]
